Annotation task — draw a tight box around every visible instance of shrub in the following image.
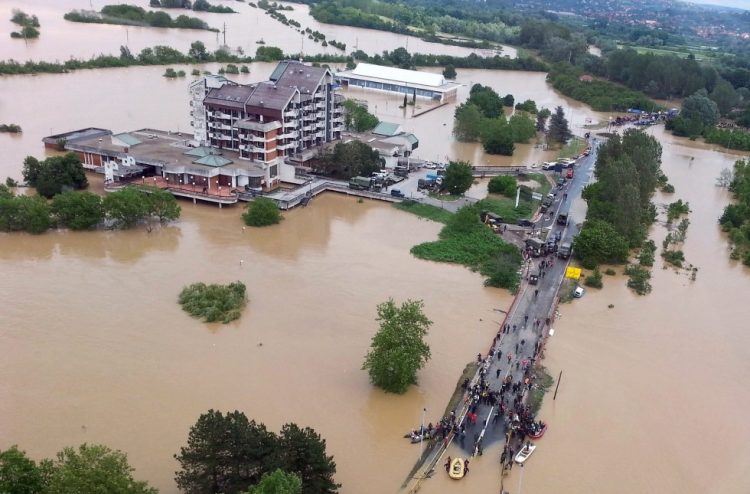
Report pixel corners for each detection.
[51,191,104,230]
[584,267,603,288]
[624,264,652,295]
[243,197,282,227]
[487,175,517,197]
[638,240,656,267]
[178,281,247,323]
[662,249,685,267]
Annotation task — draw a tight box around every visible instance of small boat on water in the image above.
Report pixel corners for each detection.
[527,422,547,439]
[448,457,465,480]
[514,443,536,464]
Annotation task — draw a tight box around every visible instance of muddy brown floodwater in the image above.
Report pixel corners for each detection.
[1,5,749,493]
[0,192,511,493]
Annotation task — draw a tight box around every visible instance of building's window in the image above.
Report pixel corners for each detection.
[269,165,278,178]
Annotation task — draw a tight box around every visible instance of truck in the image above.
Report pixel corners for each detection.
[540,196,553,212]
[348,176,372,190]
[525,238,545,257]
[557,242,572,259]
[394,165,409,177]
[566,168,574,179]
[557,212,569,226]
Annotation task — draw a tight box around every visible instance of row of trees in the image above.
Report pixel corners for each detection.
[1,410,339,494]
[64,4,215,31]
[149,0,236,13]
[719,159,750,265]
[574,129,663,268]
[0,185,181,234]
[349,47,546,73]
[453,85,538,155]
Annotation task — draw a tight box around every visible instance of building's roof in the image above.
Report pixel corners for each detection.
[205,84,254,109]
[350,63,446,88]
[193,154,233,167]
[246,82,296,111]
[184,146,214,158]
[372,122,402,137]
[272,60,329,95]
[235,119,283,132]
[113,133,142,146]
[404,133,419,145]
[42,128,112,145]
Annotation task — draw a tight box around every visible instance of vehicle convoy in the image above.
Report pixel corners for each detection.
[348,176,372,190]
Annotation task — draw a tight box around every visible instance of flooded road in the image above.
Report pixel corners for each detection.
[1,4,749,492]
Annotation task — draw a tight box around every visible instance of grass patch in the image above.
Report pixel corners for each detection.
[178,281,247,323]
[393,200,452,224]
[428,192,463,202]
[411,205,523,290]
[624,264,652,295]
[558,277,577,303]
[443,361,479,419]
[557,136,586,160]
[604,268,616,275]
[476,196,533,224]
[527,172,552,196]
[528,366,554,416]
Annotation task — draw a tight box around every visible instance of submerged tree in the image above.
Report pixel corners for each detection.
[362,299,432,394]
[547,106,571,144]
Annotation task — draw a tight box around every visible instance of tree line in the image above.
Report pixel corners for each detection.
[0,410,339,494]
[150,0,236,14]
[64,4,216,31]
[719,159,750,265]
[574,129,663,274]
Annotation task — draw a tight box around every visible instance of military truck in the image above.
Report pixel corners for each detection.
[348,176,372,190]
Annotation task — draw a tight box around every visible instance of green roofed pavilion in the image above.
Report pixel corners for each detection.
[193,154,233,167]
[184,146,214,158]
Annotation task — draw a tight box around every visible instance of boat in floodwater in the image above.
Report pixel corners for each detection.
[515,443,536,464]
[448,457,465,479]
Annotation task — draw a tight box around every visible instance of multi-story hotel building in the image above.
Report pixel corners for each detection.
[192,60,344,166]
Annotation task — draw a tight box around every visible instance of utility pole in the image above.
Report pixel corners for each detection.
[515,186,520,208]
[223,22,226,46]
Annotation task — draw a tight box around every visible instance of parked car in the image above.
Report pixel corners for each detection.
[542,161,557,171]
[573,286,585,298]
[529,274,539,285]
[390,189,405,198]
[517,219,534,227]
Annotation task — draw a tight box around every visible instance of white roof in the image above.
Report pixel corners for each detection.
[351,63,446,88]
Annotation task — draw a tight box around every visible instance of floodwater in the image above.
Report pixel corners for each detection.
[1,5,750,494]
[0,0,502,62]
[423,126,750,494]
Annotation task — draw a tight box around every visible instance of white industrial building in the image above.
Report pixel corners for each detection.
[335,63,460,102]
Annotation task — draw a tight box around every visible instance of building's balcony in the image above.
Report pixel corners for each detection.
[284,110,297,118]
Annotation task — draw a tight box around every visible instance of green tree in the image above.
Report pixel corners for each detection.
[275,424,339,494]
[362,298,432,394]
[146,187,181,222]
[175,410,278,494]
[45,444,156,494]
[468,84,503,118]
[502,94,515,107]
[547,106,571,144]
[441,161,474,195]
[51,191,104,230]
[342,100,378,132]
[0,195,52,234]
[573,219,630,268]
[245,470,301,494]
[315,141,381,179]
[442,64,456,80]
[255,46,284,62]
[0,446,44,494]
[188,40,209,60]
[103,188,149,228]
[709,78,739,116]
[487,175,517,197]
[21,156,42,185]
[508,113,536,143]
[453,103,483,142]
[536,108,551,131]
[481,119,515,155]
[243,197,283,227]
[681,91,719,127]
